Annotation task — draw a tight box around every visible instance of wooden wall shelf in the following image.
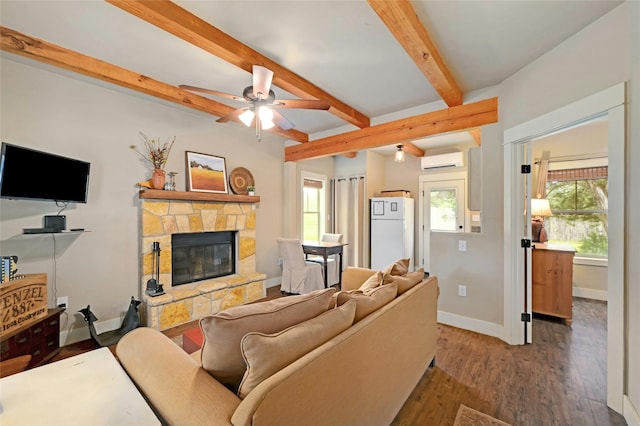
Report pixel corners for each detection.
[139,189,260,203]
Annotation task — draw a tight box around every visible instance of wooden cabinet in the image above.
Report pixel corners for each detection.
[532,245,575,324]
[1,308,64,368]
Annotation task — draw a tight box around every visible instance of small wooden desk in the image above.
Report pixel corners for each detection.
[0,347,160,425]
[302,241,347,288]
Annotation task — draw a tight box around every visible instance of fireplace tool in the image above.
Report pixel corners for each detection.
[146,241,165,297]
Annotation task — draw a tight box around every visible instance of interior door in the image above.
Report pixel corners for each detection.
[422,178,465,272]
[521,143,534,344]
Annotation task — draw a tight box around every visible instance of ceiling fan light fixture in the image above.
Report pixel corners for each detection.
[252,65,274,100]
[260,119,275,130]
[239,109,255,127]
[258,107,275,129]
[182,65,327,138]
[395,145,405,163]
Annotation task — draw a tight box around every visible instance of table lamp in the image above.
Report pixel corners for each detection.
[531,197,552,243]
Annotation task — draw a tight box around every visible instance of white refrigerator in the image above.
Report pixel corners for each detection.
[370,197,414,271]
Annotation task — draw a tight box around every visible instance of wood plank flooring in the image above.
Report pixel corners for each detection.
[392,297,626,426]
[50,291,626,426]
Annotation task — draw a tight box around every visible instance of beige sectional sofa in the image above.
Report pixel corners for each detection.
[116,264,439,426]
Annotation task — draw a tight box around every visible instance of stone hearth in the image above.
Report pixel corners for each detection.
[139,190,265,331]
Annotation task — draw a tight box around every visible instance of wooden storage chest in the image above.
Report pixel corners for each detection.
[532,245,575,324]
[1,274,48,336]
[0,308,63,368]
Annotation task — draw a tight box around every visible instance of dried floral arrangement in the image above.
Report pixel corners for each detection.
[130,132,176,170]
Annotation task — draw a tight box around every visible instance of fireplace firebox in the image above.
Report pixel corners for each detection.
[172,231,236,286]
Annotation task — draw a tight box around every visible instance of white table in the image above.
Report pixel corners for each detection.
[0,347,160,425]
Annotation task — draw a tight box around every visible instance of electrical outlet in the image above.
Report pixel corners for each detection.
[57,296,68,309]
[458,240,467,252]
[278,257,283,265]
[458,285,467,297]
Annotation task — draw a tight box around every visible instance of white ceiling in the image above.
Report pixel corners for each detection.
[0,1,622,156]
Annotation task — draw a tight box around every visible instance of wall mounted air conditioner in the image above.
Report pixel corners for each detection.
[421,152,464,170]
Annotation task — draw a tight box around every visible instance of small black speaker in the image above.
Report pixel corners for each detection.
[44,215,66,232]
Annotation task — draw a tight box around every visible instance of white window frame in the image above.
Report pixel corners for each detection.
[300,171,327,241]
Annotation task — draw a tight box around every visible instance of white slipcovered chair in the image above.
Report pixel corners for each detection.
[307,233,343,287]
[278,238,325,294]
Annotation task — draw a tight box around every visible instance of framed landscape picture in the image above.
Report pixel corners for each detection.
[185,151,228,193]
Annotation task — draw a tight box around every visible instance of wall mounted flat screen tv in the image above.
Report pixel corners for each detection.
[0,142,90,203]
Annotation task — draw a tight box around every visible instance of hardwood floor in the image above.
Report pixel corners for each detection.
[392,297,626,426]
[49,292,626,426]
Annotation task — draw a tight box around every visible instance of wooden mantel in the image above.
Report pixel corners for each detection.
[139,189,260,203]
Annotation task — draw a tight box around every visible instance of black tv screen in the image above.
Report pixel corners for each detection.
[0,142,90,203]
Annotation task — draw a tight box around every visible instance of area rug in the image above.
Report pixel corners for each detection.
[170,335,183,348]
[454,404,511,426]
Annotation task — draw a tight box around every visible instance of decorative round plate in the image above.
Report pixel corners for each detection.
[229,167,255,195]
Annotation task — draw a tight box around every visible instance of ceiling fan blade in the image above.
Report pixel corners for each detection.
[216,107,250,124]
[272,109,294,130]
[252,65,273,100]
[273,99,331,110]
[179,85,245,102]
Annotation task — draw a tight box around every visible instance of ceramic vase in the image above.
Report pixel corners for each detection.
[152,169,166,190]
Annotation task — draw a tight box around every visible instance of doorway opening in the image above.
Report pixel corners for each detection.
[504,83,625,412]
[419,169,469,274]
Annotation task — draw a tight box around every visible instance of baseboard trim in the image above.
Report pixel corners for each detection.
[624,395,640,426]
[265,276,281,288]
[437,310,504,341]
[59,316,121,347]
[573,287,607,301]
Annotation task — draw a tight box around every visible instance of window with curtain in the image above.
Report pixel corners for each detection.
[545,166,608,257]
[303,178,324,241]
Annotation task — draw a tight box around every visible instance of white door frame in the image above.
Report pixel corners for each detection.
[503,83,626,413]
[418,170,468,273]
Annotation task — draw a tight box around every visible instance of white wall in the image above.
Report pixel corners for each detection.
[372,2,638,418]
[573,260,608,300]
[0,58,286,343]
[373,103,503,328]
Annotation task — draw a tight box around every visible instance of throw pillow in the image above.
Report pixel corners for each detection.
[358,271,381,292]
[199,287,335,391]
[358,270,393,292]
[237,300,356,399]
[391,268,425,295]
[381,258,410,276]
[337,282,398,322]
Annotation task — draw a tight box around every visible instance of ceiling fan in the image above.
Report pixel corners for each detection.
[179,65,330,140]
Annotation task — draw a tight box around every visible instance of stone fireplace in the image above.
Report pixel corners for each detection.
[139,191,265,331]
[172,230,236,286]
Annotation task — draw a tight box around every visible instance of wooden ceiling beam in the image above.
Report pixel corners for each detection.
[400,142,425,158]
[469,128,482,146]
[368,0,462,107]
[285,97,497,162]
[106,0,370,130]
[0,26,308,142]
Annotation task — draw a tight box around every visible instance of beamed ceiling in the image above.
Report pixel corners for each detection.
[0,1,621,161]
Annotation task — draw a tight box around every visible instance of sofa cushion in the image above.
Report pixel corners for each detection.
[199,288,335,391]
[381,258,410,276]
[237,300,356,399]
[358,270,394,292]
[337,282,398,322]
[391,268,425,295]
